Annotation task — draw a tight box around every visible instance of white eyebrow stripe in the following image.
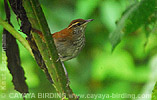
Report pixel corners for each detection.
[68,22,79,29]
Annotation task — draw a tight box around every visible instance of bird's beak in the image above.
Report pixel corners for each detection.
[83,19,94,25]
[86,19,94,23]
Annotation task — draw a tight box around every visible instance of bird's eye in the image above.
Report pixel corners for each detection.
[77,23,81,26]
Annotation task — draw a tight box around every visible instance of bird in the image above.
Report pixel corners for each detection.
[32,19,94,61]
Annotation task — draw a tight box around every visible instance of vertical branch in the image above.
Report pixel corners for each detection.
[22,0,78,99]
[8,0,53,84]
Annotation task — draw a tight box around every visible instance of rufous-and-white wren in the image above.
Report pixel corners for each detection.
[32,19,94,61]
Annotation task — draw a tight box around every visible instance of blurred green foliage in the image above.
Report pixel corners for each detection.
[152,82,157,100]
[110,0,156,50]
[0,0,157,100]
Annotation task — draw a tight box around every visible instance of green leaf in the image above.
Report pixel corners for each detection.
[152,82,157,100]
[109,0,156,51]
